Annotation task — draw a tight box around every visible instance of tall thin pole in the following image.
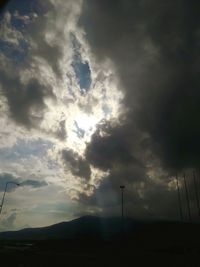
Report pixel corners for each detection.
[0,182,8,215]
[0,182,19,216]
[122,189,124,219]
[183,173,192,222]
[175,173,183,221]
[197,168,200,216]
[193,170,200,216]
[120,185,125,235]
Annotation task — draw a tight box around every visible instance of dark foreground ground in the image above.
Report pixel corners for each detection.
[1,222,200,267]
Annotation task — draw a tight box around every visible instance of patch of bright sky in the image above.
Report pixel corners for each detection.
[0,184,76,230]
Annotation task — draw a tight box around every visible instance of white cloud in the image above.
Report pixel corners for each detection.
[0,11,24,46]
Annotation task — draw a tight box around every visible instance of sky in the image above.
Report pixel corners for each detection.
[0,0,200,231]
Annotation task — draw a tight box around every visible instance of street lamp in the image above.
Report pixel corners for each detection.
[0,182,20,215]
[120,185,125,234]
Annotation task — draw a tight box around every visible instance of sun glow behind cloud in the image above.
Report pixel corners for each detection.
[0,0,124,229]
[75,113,96,133]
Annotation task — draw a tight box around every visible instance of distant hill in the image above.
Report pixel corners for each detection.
[0,216,139,240]
[1,216,200,246]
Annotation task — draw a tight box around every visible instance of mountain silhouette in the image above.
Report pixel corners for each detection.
[0,216,139,240]
[1,216,200,267]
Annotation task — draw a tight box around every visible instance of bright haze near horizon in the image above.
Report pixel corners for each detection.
[0,0,200,231]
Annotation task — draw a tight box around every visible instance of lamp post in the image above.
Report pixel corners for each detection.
[183,173,191,222]
[193,170,200,217]
[120,185,125,235]
[175,173,183,221]
[0,182,20,216]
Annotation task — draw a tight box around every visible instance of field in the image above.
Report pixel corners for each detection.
[1,222,200,267]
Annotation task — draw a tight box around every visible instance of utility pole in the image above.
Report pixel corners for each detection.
[175,173,183,221]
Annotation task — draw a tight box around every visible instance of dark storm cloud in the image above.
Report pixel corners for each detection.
[0,173,48,192]
[0,69,54,128]
[62,149,91,181]
[77,172,182,220]
[0,173,19,192]
[20,179,48,188]
[86,121,143,171]
[80,0,200,171]
[77,0,200,220]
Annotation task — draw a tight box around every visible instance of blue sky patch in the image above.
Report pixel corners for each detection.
[71,33,92,93]
[5,0,45,16]
[72,54,91,93]
[10,13,28,32]
[0,139,53,162]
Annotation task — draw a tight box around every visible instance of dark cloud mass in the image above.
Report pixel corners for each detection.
[0,173,48,192]
[0,173,19,192]
[76,0,200,220]
[80,0,200,171]
[0,69,54,128]
[20,179,48,188]
[86,121,143,171]
[62,149,91,181]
